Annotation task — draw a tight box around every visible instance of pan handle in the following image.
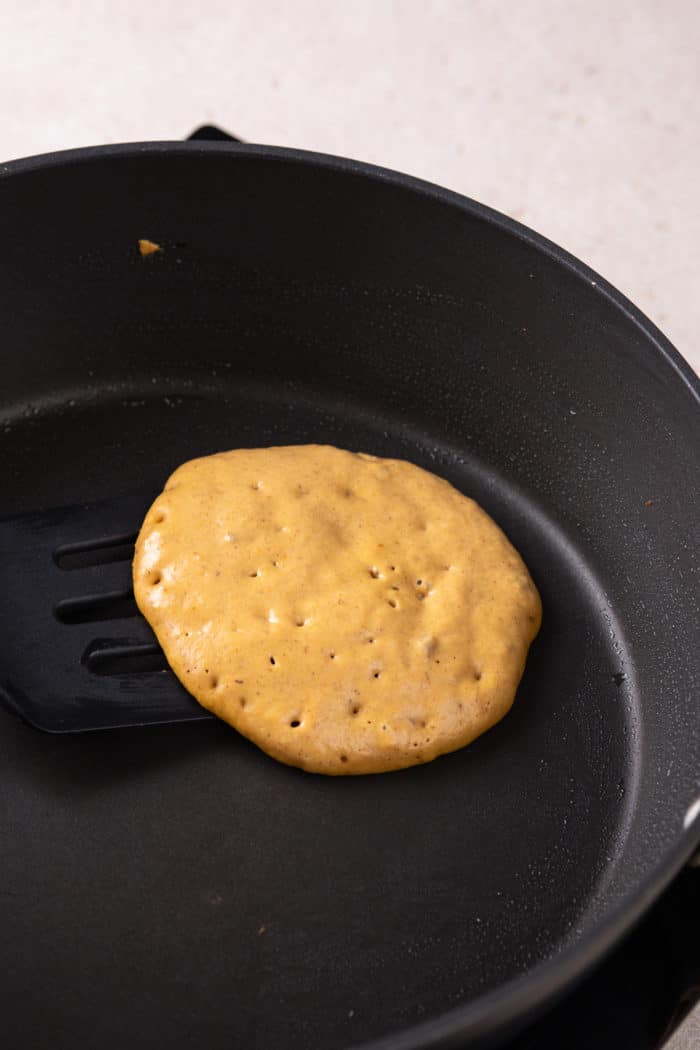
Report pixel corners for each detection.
[655,865,700,1046]
[186,125,243,143]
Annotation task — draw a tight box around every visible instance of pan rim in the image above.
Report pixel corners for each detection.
[2,138,698,413]
[1,139,698,1049]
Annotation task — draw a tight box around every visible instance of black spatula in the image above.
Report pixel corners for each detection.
[0,493,212,731]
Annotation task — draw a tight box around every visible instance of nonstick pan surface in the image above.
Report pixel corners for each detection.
[0,143,698,1050]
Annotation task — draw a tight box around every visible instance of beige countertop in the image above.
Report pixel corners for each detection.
[0,1,697,1046]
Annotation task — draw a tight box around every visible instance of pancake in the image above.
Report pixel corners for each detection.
[133,445,541,774]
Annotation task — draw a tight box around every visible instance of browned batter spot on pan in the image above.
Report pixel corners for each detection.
[138,238,161,257]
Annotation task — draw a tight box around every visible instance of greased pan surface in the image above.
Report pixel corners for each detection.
[0,144,698,1050]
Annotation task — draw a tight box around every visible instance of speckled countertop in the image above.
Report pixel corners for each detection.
[0,2,697,1046]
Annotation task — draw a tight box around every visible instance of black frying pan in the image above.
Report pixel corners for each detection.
[0,132,698,1050]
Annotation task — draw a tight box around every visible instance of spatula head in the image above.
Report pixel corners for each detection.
[0,492,212,731]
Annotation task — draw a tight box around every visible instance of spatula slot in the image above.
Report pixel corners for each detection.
[55,590,139,624]
[83,642,168,676]
[54,532,138,570]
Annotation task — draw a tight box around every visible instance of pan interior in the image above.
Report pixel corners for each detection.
[0,384,638,1050]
